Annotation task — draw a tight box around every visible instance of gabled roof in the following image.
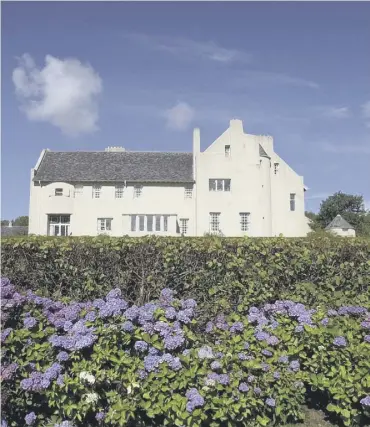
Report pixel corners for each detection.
[325,214,354,230]
[33,151,194,183]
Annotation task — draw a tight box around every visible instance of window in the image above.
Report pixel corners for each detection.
[55,188,63,196]
[274,163,279,175]
[225,145,231,157]
[180,218,189,235]
[97,218,112,232]
[290,193,296,211]
[240,212,250,231]
[129,215,169,232]
[134,185,143,198]
[92,185,101,199]
[115,185,125,199]
[209,213,220,233]
[184,186,193,199]
[74,185,83,197]
[48,215,70,236]
[209,179,231,192]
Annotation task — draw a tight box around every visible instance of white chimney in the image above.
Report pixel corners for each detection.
[229,119,244,133]
[193,128,200,154]
[105,146,126,152]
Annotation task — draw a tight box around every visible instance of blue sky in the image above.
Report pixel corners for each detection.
[2,1,370,220]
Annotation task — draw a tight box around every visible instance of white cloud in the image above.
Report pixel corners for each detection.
[164,102,195,131]
[317,106,351,119]
[236,70,319,89]
[124,33,252,64]
[305,192,331,200]
[12,54,102,137]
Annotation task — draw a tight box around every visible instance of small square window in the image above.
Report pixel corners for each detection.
[115,185,125,199]
[240,212,250,231]
[224,179,231,191]
[92,185,101,199]
[55,188,63,196]
[290,193,296,211]
[134,186,143,198]
[97,218,112,232]
[184,186,193,198]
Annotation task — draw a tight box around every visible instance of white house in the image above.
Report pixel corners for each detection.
[29,119,311,237]
[325,214,356,237]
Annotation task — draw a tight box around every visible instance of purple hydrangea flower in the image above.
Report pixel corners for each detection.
[261,363,270,372]
[85,311,96,322]
[144,355,161,372]
[24,317,37,329]
[360,396,370,407]
[295,325,304,333]
[185,388,205,412]
[210,361,221,370]
[181,299,197,310]
[230,322,244,333]
[361,321,370,329]
[164,334,185,350]
[262,349,273,357]
[122,321,134,332]
[182,349,190,356]
[165,307,177,320]
[134,341,149,352]
[205,322,214,333]
[333,336,347,347]
[1,363,18,381]
[321,318,329,326]
[57,351,69,362]
[247,375,255,383]
[278,355,289,364]
[364,335,370,343]
[137,369,148,379]
[177,309,193,324]
[95,412,105,422]
[266,336,279,346]
[124,305,139,321]
[266,398,276,407]
[25,412,36,425]
[327,309,338,317]
[1,328,12,343]
[289,360,300,372]
[239,382,249,392]
[106,288,122,300]
[254,387,262,395]
[244,342,250,350]
[255,331,270,341]
[159,288,175,307]
[215,314,229,331]
[56,375,65,386]
[218,374,230,385]
[273,371,281,380]
[198,346,214,359]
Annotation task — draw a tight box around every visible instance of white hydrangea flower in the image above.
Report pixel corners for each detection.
[79,371,95,384]
[84,392,98,404]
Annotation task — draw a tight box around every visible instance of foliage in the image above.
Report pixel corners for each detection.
[13,216,29,226]
[316,192,366,232]
[1,236,370,325]
[2,279,370,427]
[1,220,10,226]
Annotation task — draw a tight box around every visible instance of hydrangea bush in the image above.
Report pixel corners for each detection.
[1,278,370,426]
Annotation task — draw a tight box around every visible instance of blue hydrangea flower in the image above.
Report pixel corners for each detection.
[165,307,177,320]
[122,321,134,332]
[254,387,262,395]
[247,375,255,383]
[185,388,205,412]
[25,412,36,425]
[333,336,347,347]
[230,322,244,333]
[181,299,197,310]
[106,288,122,300]
[205,322,214,333]
[238,382,249,392]
[273,371,281,379]
[262,349,273,357]
[364,335,370,343]
[278,355,289,364]
[134,341,149,352]
[266,398,276,407]
[57,351,69,362]
[289,360,300,372]
[210,361,221,370]
[24,317,37,329]
[95,412,105,422]
[360,396,370,406]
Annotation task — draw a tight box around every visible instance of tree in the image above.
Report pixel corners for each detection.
[316,192,366,233]
[1,220,9,226]
[305,211,323,231]
[13,216,29,226]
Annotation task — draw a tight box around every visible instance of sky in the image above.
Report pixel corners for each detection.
[2,1,370,220]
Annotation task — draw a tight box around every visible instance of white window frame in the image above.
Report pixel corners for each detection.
[240,212,250,232]
[184,186,193,199]
[290,193,296,211]
[209,179,231,192]
[129,215,169,233]
[97,218,112,233]
[180,218,189,235]
[92,185,101,199]
[115,185,125,199]
[274,163,279,175]
[55,188,63,196]
[225,145,231,157]
[48,215,70,237]
[209,212,220,233]
[74,185,83,197]
[134,185,143,198]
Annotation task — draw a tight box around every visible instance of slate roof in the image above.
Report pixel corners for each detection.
[325,215,354,230]
[33,151,194,183]
[1,226,28,237]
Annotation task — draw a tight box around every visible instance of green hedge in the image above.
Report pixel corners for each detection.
[2,236,370,319]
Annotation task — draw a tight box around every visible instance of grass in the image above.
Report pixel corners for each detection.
[284,407,335,427]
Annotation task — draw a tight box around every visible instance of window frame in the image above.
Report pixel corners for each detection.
[115,184,125,199]
[225,145,231,157]
[240,212,250,232]
[180,218,189,235]
[55,188,63,197]
[290,193,296,211]
[209,212,220,233]
[274,163,279,175]
[134,185,143,198]
[209,179,231,192]
[92,185,101,199]
[184,186,193,199]
[97,218,112,233]
[48,215,70,237]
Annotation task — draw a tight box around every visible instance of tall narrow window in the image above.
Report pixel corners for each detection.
[131,215,136,232]
[55,188,63,196]
[147,215,153,232]
[97,218,112,232]
[224,179,231,191]
[240,212,250,231]
[92,185,101,199]
[139,215,145,231]
[134,185,143,198]
[115,185,125,199]
[184,186,193,199]
[155,215,161,231]
[209,179,216,191]
[290,193,296,211]
[163,215,169,232]
[274,163,279,175]
[209,213,220,233]
[180,218,189,235]
[225,145,231,157]
[74,185,83,197]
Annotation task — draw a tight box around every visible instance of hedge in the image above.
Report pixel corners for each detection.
[1,236,370,321]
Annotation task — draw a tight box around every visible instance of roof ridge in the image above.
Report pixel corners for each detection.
[46,150,192,154]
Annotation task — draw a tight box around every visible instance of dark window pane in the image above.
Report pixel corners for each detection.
[147,215,153,232]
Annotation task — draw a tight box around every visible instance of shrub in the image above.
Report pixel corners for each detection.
[1,236,370,320]
[1,278,370,426]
